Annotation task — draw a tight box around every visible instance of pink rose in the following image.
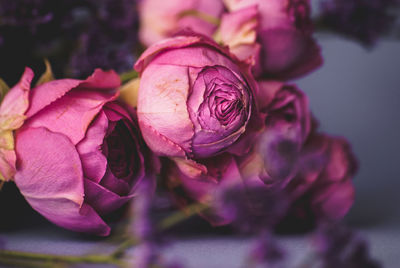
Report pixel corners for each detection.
[220,0,322,79]
[12,69,155,236]
[135,34,262,226]
[138,0,224,46]
[135,34,258,159]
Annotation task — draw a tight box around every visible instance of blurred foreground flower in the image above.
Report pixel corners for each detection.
[4,68,155,235]
[279,131,358,231]
[312,223,381,268]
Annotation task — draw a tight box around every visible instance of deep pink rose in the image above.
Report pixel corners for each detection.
[220,0,322,79]
[284,132,357,223]
[138,0,224,46]
[135,34,258,159]
[13,69,154,236]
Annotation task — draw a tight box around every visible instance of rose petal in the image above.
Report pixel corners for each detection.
[0,67,33,124]
[138,64,193,157]
[84,179,132,215]
[100,168,131,196]
[15,127,84,205]
[25,89,118,145]
[14,127,109,235]
[76,111,108,183]
[26,79,81,118]
[313,180,355,220]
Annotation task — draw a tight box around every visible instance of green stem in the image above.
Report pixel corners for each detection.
[0,202,209,267]
[158,202,209,230]
[111,237,138,258]
[0,250,125,267]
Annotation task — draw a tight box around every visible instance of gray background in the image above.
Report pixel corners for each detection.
[1,38,400,267]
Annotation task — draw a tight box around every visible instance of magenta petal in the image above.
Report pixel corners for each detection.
[76,111,108,183]
[25,89,118,145]
[14,127,109,235]
[79,69,121,90]
[26,78,81,118]
[26,69,120,118]
[84,179,132,215]
[313,180,355,220]
[15,127,84,205]
[100,168,131,196]
[103,101,133,123]
[26,197,110,236]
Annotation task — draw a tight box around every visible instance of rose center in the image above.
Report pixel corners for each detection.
[105,120,138,179]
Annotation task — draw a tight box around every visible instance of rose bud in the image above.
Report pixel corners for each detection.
[282,132,358,227]
[138,0,224,47]
[238,82,311,189]
[220,0,322,79]
[135,34,258,159]
[13,69,155,236]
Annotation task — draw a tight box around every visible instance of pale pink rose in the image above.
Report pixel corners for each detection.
[139,0,224,46]
[135,33,259,159]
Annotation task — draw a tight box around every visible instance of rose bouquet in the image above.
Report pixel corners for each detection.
[0,0,397,267]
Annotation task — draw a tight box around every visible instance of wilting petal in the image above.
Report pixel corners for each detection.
[26,79,81,118]
[79,69,121,90]
[26,69,120,118]
[0,67,33,125]
[0,149,16,181]
[25,89,118,145]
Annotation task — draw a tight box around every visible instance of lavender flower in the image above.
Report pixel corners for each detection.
[67,0,138,78]
[214,183,290,233]
[312,223,381,268]
[247,232,286,268]
[319,0,399,46]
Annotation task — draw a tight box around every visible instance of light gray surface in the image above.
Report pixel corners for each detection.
[1,38,400,267]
